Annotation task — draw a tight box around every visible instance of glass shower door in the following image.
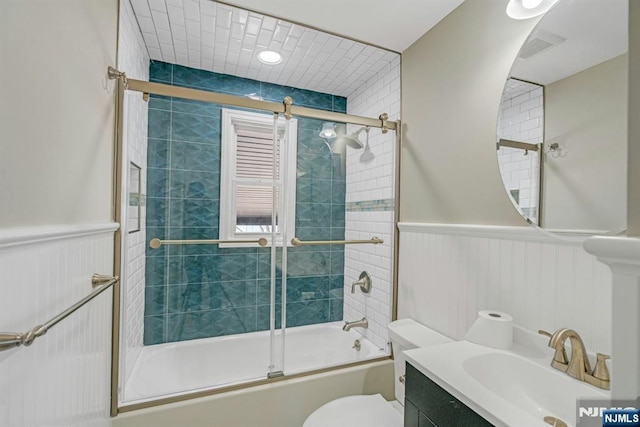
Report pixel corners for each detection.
[128,99,289,402]
[267,112,288,379]
[279,117,394,376]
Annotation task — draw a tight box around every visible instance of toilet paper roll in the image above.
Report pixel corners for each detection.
[463,310,514,350]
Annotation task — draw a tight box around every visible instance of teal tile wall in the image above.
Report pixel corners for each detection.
[144,61,347,345]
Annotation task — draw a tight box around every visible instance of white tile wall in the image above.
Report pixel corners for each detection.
[345,56,400,203]
[397,223,612,355]
[129,0,399,96]
[497,79,544,220]
[344,211,394,350]
[342,57,400,350]
[0,224,117,427]
[118,0,150,394]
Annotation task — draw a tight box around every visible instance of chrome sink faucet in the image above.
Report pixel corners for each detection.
[343,317,368,331]
[539,328,610,390]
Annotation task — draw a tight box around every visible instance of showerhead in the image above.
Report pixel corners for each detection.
[343,134,365,149]
[340,126,368,150]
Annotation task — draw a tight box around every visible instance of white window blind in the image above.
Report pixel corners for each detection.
[235,129,279,226]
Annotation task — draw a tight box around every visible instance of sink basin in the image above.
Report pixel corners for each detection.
[463,352,605,426]
[404,341,609,427]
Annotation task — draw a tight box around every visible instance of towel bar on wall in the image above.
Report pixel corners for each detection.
[0,274,119,352]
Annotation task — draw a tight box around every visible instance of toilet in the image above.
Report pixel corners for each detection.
[303,318,453,427]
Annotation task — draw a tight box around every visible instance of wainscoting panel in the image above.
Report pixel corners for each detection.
[397,223,612,355]
[0,224,117,427]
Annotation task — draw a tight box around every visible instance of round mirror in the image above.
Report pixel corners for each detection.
[497,0,628,235]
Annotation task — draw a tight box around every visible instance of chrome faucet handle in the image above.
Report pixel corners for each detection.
[592,353,611,381]
[538,329,568,367]
[584,353,611,390]
[351,271,372,294]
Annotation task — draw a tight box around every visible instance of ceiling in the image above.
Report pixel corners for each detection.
[129,0,464,97]
[219,0,465,53]
[510,0,627,85]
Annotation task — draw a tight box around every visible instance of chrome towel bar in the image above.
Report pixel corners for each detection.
[0,274,119,352]
[149,237,268,249]
[290,237,383,246]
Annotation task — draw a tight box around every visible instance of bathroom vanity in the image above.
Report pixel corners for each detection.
[404,363,492,427]
[403,339,609,427]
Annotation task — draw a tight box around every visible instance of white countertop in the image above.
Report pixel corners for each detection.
[404,340,609,427]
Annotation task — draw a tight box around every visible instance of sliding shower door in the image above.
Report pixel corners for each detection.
[121,98,294,403]
[121,85,396,407]
[280,117,394,376]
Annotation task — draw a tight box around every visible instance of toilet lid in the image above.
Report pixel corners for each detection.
[303,394,403,427]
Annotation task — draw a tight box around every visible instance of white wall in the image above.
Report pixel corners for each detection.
[400,0,540,225]
[398,224,612,356]
[543,55,627,232]
[118,0,150,397]
[629,1,640,237]
[344,56,400,350]
[0,0,119,425]
[0,226,117,427]
[0,0,117,227]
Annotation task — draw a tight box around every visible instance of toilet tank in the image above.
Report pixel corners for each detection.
[388,319,453,405]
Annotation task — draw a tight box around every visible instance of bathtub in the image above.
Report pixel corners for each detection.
[123,321,388,404]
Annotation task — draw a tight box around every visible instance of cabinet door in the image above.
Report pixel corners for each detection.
[419,412,438,427]
[405,399,438,427]
[405,363,493,427]
[405,399,420,427]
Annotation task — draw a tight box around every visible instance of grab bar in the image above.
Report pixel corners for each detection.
[0,274,119,352]
[149,237,268,249]
[290,237,383,246]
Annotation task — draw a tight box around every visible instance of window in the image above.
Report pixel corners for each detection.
[220,109,297,246]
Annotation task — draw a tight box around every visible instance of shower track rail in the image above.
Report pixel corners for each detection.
[149,237,268,249]
[0,274,119,352]
[290,237,383,246]
[106,68,397,133]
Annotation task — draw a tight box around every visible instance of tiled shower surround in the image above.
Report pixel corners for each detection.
[144,61,347,345]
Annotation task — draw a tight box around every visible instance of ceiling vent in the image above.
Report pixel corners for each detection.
[518,29,566,59]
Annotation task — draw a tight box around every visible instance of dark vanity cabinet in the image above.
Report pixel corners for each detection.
[404,363,494,427]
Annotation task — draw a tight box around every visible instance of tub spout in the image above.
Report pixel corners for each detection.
[342,317,368,331]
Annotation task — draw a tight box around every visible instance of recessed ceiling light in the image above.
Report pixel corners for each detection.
[258,50,282,65]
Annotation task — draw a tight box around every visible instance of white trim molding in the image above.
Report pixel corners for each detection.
[0,223,119,251]
[397,222,590,246]
[583,235,640,400]
[584,236,640,275]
